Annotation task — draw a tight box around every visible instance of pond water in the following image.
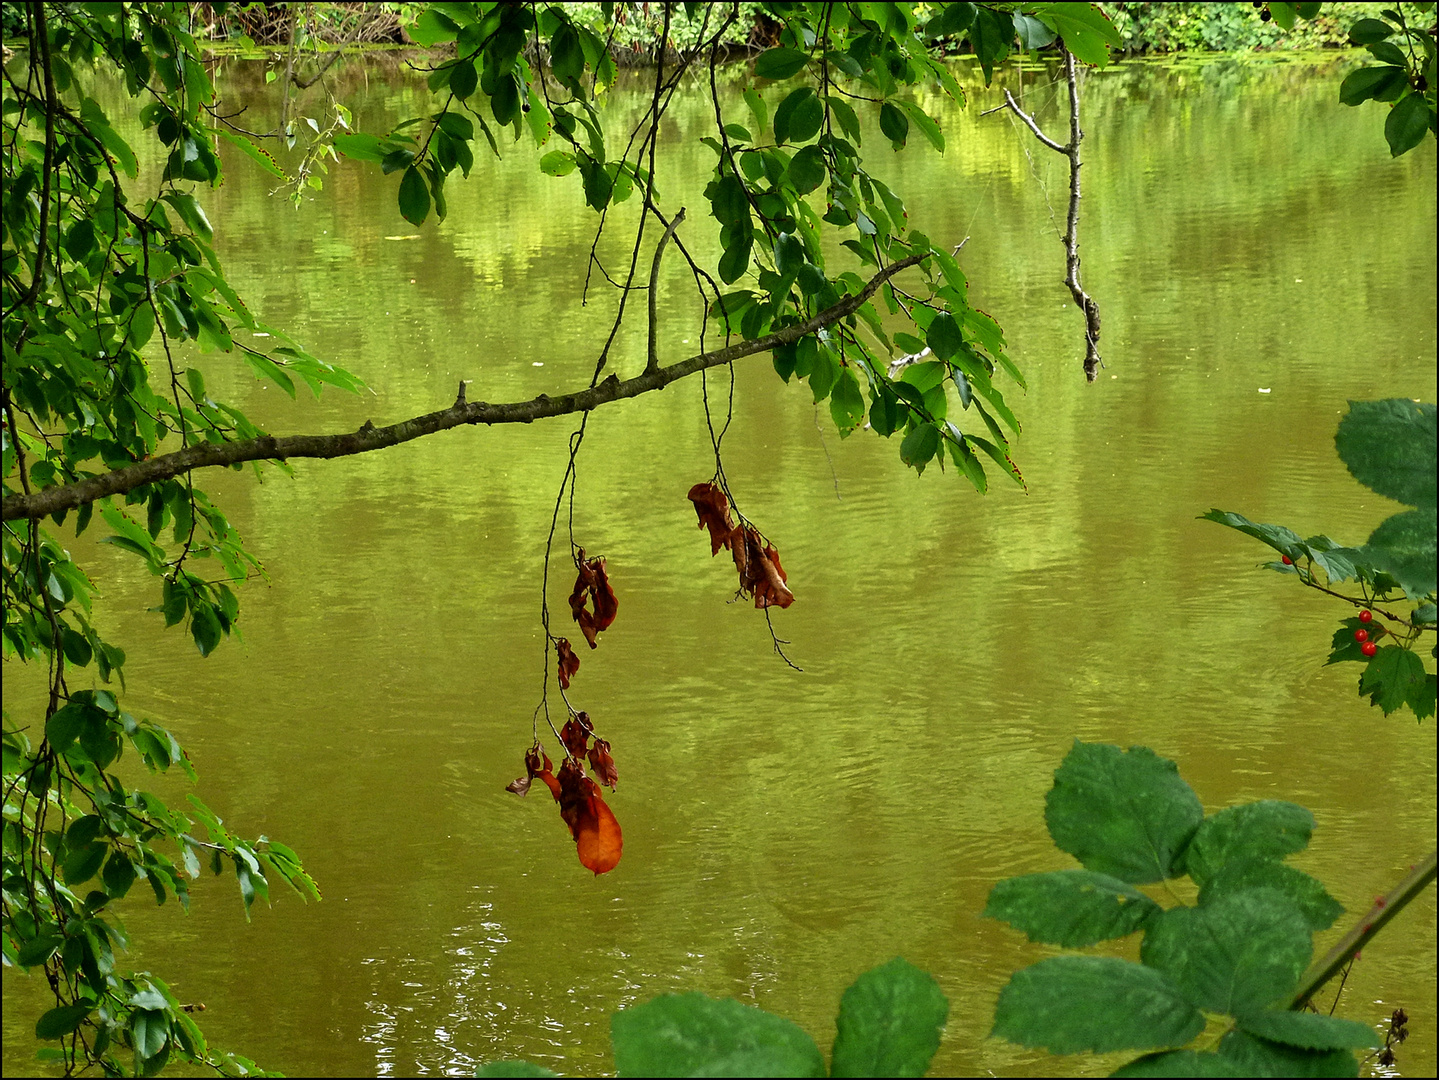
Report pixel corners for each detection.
[3,51,1436,1078]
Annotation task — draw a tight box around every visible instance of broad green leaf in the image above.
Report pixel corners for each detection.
[1385,93,1432,157]
[830,369,866,433]
[785,145,826,194]
[1215,1030,1360,1077]
[132,1008,168,1060]
[755,47,811,81]
[1334,400,1435,505]
[773,87,817,144]
[1045,742,1203,884]
[992,957,1203,1054]
[475,1064,561,1077]
[1140,890,1311,1016]
[1181,801,1314,886]
[710,174,750,226]
[1358,644,1429,715]
[925,313,963,361]
[879,102,909,149]
[36,1004,93,1039]
[1198,859,1342,932]
[398,166,431,225]
[611,993,824,1078]
[983,869,1162,946]
[1347,18,1394,45]
[1040,3,1120,67]
[830,958,947,1078]
[896,101,943,152]
[1200,510,1305,560]
[900,423,940,473]
[1362,507,1437,597]
[1111,1049,1248,1077]
[332,132,389,164]
[1237,1012,1379,1051]
[1338,65,1407,106]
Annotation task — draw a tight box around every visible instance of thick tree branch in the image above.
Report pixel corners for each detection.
[3,254,925,522]
[987,50,1103,381]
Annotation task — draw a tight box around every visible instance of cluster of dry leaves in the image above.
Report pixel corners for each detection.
[504,551,624,875]
[687,482,795,609]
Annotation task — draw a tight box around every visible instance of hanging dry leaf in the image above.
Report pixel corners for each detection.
[557,757,623,875]
[588,737,618,789]
[687,482,737,555]
[509,744,559,798]
[732,525,794,609]
[569,548,619,648]
[556,637,580,689]
[561,713,593,758]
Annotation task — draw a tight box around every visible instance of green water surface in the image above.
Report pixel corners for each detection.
[4,53,1436,1078]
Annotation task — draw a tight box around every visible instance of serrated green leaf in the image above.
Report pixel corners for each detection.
[1140,890,1311,1016]
[992,956,1204,1054]
[984,869,1162,946]
[1182,801,1314,887]
[830,958,947,1078]
[1198,859,1342,932]
[1358,644,1428,715]
[1111,1049,1248,1077]
[611,993,824,1078]
[1237,1012,1379,1051]
[1045,742,1203,884]
[1216,1030,1359,1077]
[1334,400,1435,506]
[1362,507,1437,598]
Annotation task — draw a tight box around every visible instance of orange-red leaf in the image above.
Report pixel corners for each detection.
[511,744,559,798]
[556,637,580,689]
[557,757,623,874]
[730,525,795,609]
[688,482,736,556]
[588,737,617,788]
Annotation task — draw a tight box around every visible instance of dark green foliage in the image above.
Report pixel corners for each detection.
[830,958,948,1078]
[988,742,1367,1076]
[1206,400,1437,721]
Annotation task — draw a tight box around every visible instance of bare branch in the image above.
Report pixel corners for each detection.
[4,254,926,522]
[990,51,1103,381]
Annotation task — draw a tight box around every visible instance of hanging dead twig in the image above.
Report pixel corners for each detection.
[983,49,1103,381]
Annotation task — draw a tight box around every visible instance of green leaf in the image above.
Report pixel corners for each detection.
[450,59,479,100]
[719,231,753,285]
[1236,1012,1379,1051]
[983,869,1162,947]
[830,957,948,1079]
[1041,3,1121,67]
[1111,1050,1249,1077]
[191,604,222,657]
[1381,90,1427,156]
[132,1008,169,1061]
[1198,859,1343,932]
[1045,742,1204,885]
[161,192,213,242]
[991,956,1204,1054]
[900,423,940,473]
[1348,18,1394,45]
[1335,400,1435,504]
[1140,890,1311,1016]
[710,174,750,226]
[36,1004,93,1039]
[46,701,92,753]
[332,132,389,164]
[896,101,944,152]
[1215,1030,1359,1077]
[475,1064,561,1078]
[1358,644,1428,715]
[1181,801,1314,887]
[925,313,963,361]
[611,993,824,1078]
[1338,65,1407,106]
[773,87,816,145]
[1362,507,1437,598]
[830,369,866,433]
[1200,510,1304,561]
[755,47,811,81]
[62,842,107,885]
[879,102,909,149]
[398,166,431,225]
[785,145,826,195]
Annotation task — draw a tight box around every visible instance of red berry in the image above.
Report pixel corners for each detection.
[1355,629,1369,643]
[1281,555,1293,565]
[1361,641,1378,657]
[1359,610,1373,623]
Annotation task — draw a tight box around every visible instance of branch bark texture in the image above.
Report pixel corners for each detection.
[3,254,925,522]
[993,49,1103,381]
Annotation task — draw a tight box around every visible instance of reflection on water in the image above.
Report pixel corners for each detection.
[3,52,1436,1077]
